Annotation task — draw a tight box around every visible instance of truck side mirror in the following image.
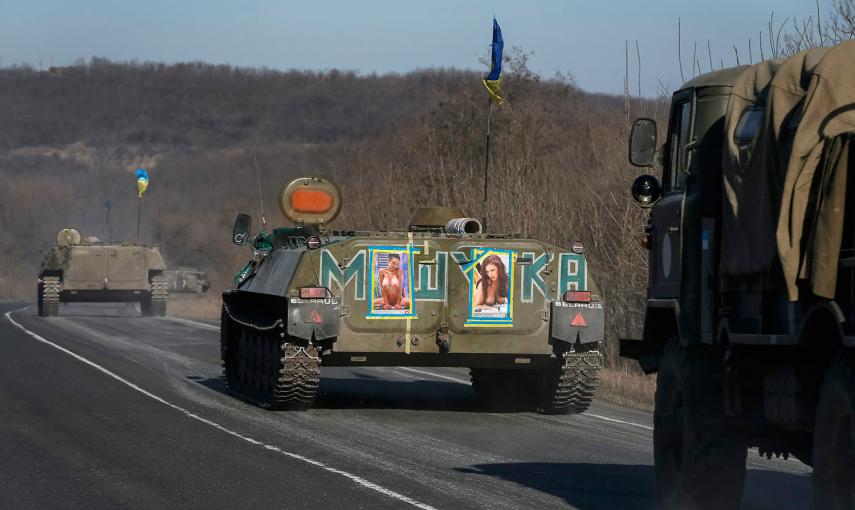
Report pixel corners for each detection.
[233,214,252,246]
[629,118,657,167]
[631,175,661,207]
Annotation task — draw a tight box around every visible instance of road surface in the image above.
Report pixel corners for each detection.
[0,302,812,509]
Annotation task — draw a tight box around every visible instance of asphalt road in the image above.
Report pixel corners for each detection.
[0,302,813,509]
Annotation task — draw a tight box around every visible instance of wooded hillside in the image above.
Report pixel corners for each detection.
[0,57,662,367]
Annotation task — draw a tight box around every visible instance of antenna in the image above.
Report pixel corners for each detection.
[252,149,267,228]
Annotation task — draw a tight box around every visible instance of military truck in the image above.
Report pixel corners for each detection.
[621,41,855,510]
[162,267,210,294]
[38,228,169,317]
[221,177,604,413]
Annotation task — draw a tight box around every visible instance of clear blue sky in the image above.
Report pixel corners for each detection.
[1,0,816,95]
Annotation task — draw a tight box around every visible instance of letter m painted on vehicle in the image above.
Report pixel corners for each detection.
[320,249,366,301]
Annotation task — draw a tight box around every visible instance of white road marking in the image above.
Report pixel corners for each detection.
[580,413,653,431]
[5,308,437,510]
[166,316,219,330]
[397,367,654,431]
[398,366,471,384]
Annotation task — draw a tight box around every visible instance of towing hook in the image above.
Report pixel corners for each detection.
[436,323,452,354]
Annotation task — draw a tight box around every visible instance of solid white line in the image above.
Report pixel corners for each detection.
[5,309,437,510]
[166,316,219,331]
[580,413,653,431]
[397,367,654,431]
[397,366,470,384]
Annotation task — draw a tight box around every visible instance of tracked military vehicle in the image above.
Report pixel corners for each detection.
[221,177,604,413]
[162,268,210,294]
[621,42,855,509]
[38,228,169,317]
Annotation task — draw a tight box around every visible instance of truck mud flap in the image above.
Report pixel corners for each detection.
[285,297,341,342]
[550,301,604,344]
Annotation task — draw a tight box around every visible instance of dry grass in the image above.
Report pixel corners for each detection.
[596,367,656,412]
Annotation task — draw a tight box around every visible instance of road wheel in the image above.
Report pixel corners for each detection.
[814,349,855,510]
[654,337,746,510]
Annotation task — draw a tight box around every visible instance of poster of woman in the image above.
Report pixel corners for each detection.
[466,248,514,327]
[368,247,416,318]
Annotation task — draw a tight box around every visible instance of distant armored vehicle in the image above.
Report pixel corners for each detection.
[621,42,855,509]
[221,177,604,413]
[38,228,169,317]
[162,268,210,294]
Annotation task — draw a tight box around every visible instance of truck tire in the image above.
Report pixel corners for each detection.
[37,277,61,317]
[536,347,602,415]
[813,349,855,510]
[654,337,747,510]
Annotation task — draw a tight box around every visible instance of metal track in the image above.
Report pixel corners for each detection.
[149,277,169,317]
[38,277,61,317]
[538,349,602,414]
[221,308,320,411]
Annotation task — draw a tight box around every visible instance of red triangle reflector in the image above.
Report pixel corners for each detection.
[571,312,587,327]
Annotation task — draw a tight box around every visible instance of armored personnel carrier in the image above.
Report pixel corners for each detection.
[162,267,210,294]
[221,177,604,413]
[38,228,169,317]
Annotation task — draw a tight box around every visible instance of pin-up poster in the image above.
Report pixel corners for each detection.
[368,246,416,319]
[465,248,515,327]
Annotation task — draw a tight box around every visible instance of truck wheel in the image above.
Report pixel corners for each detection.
[38,277,61,317]
[536,346,602,415]
[470,368,532,411]
[813,350,855,510]
[654,337,746,510]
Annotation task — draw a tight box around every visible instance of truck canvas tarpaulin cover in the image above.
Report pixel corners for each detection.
[721,41,855,300]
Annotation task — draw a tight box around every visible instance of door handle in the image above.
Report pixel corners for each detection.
[667,226,680,233]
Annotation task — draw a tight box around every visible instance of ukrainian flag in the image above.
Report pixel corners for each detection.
[483,18,504,105]
[135,168,149,198]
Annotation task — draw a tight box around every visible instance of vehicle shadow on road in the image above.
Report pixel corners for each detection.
[190,375,491,412]
[314,377,481,412]
[455,462,812,510]
[456,462,657,509]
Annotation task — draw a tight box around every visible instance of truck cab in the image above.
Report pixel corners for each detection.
[624,67,745,370]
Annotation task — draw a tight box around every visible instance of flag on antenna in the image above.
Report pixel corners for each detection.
[483,18,504,105]
[135,168,149,198]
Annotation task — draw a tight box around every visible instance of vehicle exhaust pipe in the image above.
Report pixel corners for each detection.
[445,218,483,234]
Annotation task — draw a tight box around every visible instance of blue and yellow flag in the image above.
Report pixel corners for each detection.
[483,18,504,105]
[135,168,149,198]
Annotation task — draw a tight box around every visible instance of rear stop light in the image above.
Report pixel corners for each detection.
[563,291,591,303]
[299,287,329,299]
